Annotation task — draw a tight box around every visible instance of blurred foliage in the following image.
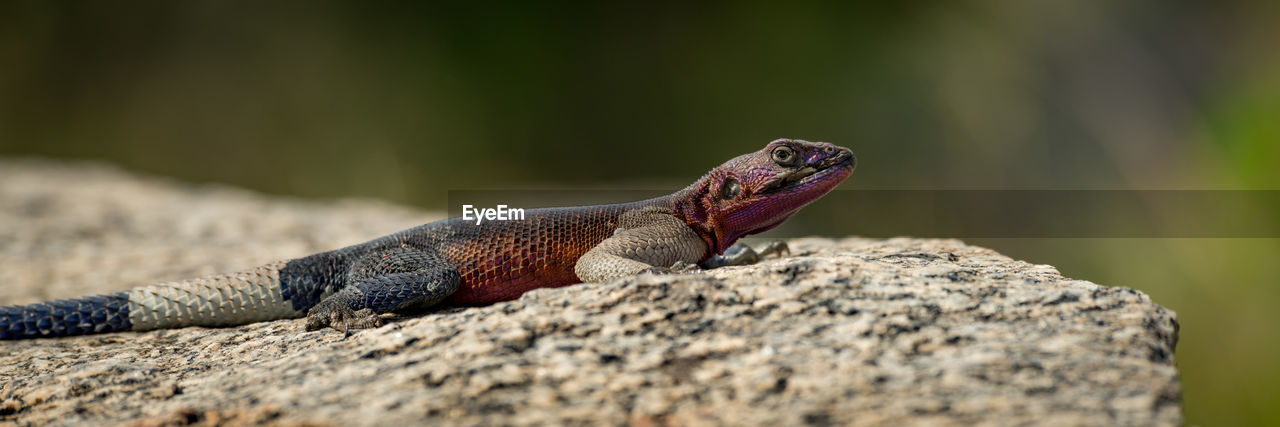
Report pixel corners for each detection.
[1,1,1277,424]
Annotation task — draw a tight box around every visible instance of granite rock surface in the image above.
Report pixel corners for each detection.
[0,159,1181,426]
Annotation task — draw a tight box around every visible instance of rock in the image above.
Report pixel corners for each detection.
[0,159,1181,426]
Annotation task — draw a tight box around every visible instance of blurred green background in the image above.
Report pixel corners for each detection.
[1,1,1276,424]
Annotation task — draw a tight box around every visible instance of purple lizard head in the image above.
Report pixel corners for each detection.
[675,138,856,255]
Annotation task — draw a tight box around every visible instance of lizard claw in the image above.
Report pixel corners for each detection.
[306,302,383,334]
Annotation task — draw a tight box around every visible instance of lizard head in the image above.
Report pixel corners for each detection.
[675,138,856,255]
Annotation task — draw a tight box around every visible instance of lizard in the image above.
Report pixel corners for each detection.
[0,139,855,340]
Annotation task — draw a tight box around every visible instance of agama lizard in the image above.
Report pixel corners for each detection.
[1,139,855,339]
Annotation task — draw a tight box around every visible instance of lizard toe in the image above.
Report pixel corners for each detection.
[305,304,383,333]
[669,261,701,272]
[639,266,673,276]
[346,308,384,330]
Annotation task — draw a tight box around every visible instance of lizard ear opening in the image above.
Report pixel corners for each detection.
[720,178,741,200]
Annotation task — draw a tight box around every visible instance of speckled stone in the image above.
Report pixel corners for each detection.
[0,159,1181,426]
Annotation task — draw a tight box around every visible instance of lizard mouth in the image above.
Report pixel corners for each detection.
[760,150,855,194]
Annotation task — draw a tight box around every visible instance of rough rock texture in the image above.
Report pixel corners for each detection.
[0,159,1181,426]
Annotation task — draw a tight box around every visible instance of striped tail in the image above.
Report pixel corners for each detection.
[1,261,307,340]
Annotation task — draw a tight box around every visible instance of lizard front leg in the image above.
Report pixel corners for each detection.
[305,245,459,334]
[574,207,708,282]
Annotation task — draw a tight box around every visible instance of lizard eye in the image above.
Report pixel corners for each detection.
[720,178,741,200]
[771,145,797,166]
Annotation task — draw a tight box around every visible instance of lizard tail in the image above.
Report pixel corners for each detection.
[1,261,306,340]
[1,292,132,339]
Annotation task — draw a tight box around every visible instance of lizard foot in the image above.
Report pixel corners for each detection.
[640,261,701,276]
[639,266,673,276]
[305,303,383,336]
[700,241,791,269]
[756,241,791,259]
[669,261,701,272]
